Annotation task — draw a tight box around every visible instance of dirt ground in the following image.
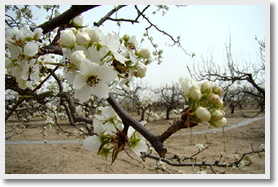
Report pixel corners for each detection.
[5,110,265,175]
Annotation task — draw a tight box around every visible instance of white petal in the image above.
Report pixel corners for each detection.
[96,64,117,82]
[91,82,110,99]
[127,127,135,138]
[73,74,86,89]
[113,52,127,63]
[103,122,116,134]
[102,107,117,119]
[93,118,104,134]
[131,140,148,156]
[74,86,93,102]
[83,136,101,151]
[63,70,77,84]
[80,60,97,76]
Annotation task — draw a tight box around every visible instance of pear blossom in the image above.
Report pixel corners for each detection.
[70,50,87,69]
[139,48,151,59]
[6,43,21,59]
[136,62,147,78]
[210,117,227,128]
[179,77,200,97]
[189,86,202,101]
[24,41,39,57]
[94,106,123,134]
[72,15,84,27]
[85,27,103,43]
[76,31,91,46]
[213,86,223,96]
[211,110,225,120]
[201,81,213,93]
[20,59,40,83]
[195,143,205,151]
[87,46,110,64]
[128,128,148,156]
[73,62,117,101]
[60,29,76,48]
[195,106,211,122]
[100,33,127,63]
[33,28,43,40]
[131,139,148,156]
[126,35,139,50]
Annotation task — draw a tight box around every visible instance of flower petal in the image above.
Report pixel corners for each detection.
[83,136,101,151]
[91,82,110,99]
[93,118,104,134]
[74,86,93,102]
[96,64,117,83]
[73,74,86,90]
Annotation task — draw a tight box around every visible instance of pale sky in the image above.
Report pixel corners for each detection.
[31,4,266,88]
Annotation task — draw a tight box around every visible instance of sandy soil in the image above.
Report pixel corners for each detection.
[5,111,265,174]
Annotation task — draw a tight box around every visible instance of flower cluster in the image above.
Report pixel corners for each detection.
[5,15,152,102]
[83,106,148,162]
[179,77,227,128]
[60,15,152,102]
[5,26,43,89]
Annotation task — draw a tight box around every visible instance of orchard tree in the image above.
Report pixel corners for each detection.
[5,5,264,173]
[155,82,184,120]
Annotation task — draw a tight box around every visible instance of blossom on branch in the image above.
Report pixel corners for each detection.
[73,62,117,101]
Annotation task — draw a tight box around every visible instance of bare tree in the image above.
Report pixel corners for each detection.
[155,83,184,120]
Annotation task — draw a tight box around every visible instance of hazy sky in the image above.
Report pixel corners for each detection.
[32,5,266,87]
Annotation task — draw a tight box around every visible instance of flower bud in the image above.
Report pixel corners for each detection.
[136,62,147,78]
[211,110,225,120]
[70,50,86,69]
[85,27,102,43]
[217,99,224,108]
[72,15,84,27]
[196,107,211,122]
[210,93,220,104]
[60,29,76,48]
[139,48,151,59]
[189,86,202,101]
[179,77,199,97]
[210,117,227,128]
[24,41,39,57]
[201,82,213,93]
[213,86,223,96]
[76,31,91,46]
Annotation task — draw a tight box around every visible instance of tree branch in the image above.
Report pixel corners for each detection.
[38,5,100,34]
[94,5,127,27]
[107,93,167,157]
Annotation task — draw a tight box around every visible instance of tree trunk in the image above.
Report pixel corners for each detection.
[166,107,171,120]
[140,108,146,121]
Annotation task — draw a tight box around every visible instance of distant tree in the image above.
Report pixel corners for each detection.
[156,83,184,120]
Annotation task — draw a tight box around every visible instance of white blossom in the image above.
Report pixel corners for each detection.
[72,15,84,27]
[60,29,76,48]
[24,41,39,57]
[72,62,117,101]
[76,31,91,46]
[195,107,211,122]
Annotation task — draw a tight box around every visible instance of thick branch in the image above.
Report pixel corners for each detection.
[158,110,198,142]
[57,92,94,126]
[107,93,167,157]
[38,5,100,34]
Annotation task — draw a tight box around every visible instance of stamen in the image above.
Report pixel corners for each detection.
[86,74,100,87]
